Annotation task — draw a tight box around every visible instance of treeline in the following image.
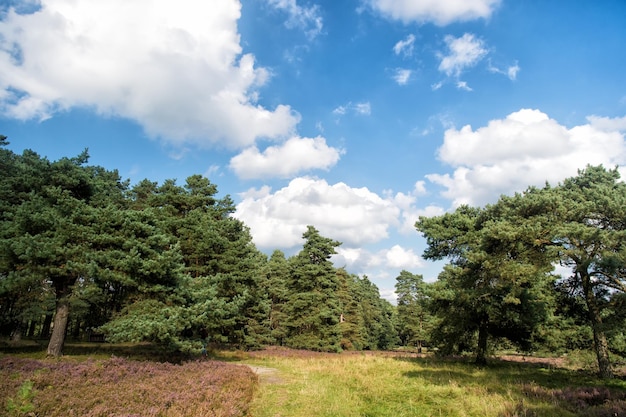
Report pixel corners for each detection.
[0,137,397,356]
[4,137,626,379]
[398,165,626,378]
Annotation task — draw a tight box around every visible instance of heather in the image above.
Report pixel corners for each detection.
[0,355,256,417]
[3,346,626,417]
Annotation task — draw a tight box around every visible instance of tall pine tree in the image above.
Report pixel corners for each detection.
[284,226,342,352]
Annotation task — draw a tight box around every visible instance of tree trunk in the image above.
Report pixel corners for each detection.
[475,322,489,366]
[10,322,22,342]
[580,270,613,378]
[40,313,53,339]
[47,297,70,357]
[27,320,37,338]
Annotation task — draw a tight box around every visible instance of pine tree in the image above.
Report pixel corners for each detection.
[264,250,291,345]
[395,270,434,351]
[417,201,553,364]
[284,226,342,352]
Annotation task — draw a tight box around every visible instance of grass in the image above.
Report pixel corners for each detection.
[236,349,626,417]
[1,342,626,416]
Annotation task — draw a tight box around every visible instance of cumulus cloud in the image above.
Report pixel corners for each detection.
[587,114,626,131]
[438,33,487,77]
[335,245,422,272]
[427,109,626,207]
[234,177,401,250]
[229,136,343,179]
[367,0,500,25]
[387,182,445,234]
[266,0,323,40]
[393,34,415,57]
[0,0,299,148]
[436,35,520,89]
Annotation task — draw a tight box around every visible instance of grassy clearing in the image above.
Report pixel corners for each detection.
[2,343,626,416]
[236,349,626,417]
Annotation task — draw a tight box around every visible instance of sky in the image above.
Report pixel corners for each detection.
[2,0,626,302]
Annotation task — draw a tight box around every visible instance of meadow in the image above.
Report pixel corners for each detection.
[1,343,626,417]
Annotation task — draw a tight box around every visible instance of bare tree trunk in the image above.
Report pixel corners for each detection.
[27,320,37,338]
[580,270,613,378]
[10,322,22,342]
[475,322,488,366]
[40,313,53,339]
[47,297,70,357]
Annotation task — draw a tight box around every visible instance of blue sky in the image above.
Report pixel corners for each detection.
[2,0,626,301]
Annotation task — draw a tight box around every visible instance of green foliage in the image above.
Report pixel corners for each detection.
[335,271,398,350]
[417,165,626,376]
[263,250,291,345]
[284,226,343,352]
[417,195,556,363]
[395,270,435,350]
[0,139,413,355]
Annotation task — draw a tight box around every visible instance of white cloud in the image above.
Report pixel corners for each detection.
[229,136,343,179]
[427,109,626,207]
[389,185,445,234]
[385,245,423,269]
[267,0,323,40]
[393,34,415,57]
[332,105,347,116]
[393,68,412,85]
[587,115,626,132]
[367,0,500,25]
[438,33,487,78]
[507,63,521,80]
[335,245,422,271]
[355,102,371,115]
[234,177,401,250]
[0,0,299,148]
[456,81,472,91]
[488,60,521,80]
[333,101,371,117]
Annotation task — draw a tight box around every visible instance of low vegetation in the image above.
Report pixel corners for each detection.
[242,348,626,417]
[4,344,624,417]
[0,348,256,417]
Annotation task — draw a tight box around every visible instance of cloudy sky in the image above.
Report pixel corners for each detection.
[2,0,626,301]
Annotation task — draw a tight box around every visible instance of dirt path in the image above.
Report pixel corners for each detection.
[247,365,284,384]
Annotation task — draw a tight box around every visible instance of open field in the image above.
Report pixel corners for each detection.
[238,348,626,417]
[2,343,626,417]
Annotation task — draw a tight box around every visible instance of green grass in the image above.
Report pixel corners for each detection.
[236,350,626,417]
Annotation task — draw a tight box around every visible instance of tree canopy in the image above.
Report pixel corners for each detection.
[417,165,626,377]
[0,138,397,355]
